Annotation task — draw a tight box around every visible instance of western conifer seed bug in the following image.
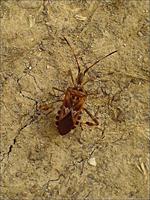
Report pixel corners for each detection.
[51,37,117,135]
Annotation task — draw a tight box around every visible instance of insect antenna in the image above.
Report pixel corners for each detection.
[83,50,117,75]
[63,36,81,75]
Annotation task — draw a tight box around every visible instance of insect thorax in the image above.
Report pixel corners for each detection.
[63,87,86,111]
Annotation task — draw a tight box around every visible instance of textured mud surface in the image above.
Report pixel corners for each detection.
[0,0,149,200]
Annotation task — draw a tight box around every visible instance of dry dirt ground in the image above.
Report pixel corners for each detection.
[0,0,149,200]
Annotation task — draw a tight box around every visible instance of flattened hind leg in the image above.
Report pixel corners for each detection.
[80,107,105,138]
[83,107,99,126]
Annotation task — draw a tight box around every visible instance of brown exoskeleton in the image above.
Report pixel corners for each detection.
[52,37,117,135]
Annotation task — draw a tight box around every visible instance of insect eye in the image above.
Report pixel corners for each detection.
[57,110,61,114]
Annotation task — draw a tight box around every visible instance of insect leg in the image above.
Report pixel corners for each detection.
[82,78,94,86]
[52,87,64,93]
[49,87,65,98]
[79,122,84,130]
[37,99,63,115]
[83,108,99,126]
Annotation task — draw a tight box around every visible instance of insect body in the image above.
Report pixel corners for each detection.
[56,87,86,135]
[55,37,117,135]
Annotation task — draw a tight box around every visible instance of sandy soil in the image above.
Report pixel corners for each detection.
[0,0,149,200]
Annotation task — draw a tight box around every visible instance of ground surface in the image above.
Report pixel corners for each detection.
[0,0,149,200]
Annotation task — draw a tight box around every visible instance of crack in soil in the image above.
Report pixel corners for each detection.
[1,115,38,162]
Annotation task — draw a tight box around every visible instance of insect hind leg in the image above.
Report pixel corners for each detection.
[83,107,100,126]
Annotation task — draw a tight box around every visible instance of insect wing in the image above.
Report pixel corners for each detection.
[57,111,74,135]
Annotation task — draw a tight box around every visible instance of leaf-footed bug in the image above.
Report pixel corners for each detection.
[40,37,117,135]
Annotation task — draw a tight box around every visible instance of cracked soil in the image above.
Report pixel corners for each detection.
[0,0,149,200]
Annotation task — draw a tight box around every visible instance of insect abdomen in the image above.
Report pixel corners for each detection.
[56,111,75,135]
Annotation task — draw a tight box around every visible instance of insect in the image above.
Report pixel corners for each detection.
[52,37,117,135]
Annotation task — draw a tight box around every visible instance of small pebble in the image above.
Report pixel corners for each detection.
[75,15,87,21]
[46,65,51,69]
[88,157,97,166]
[137,31,143,37]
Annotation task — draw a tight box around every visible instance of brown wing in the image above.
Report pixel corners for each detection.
[56,87,86,135]
[56,111,74,135]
